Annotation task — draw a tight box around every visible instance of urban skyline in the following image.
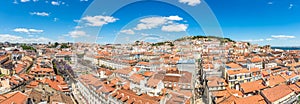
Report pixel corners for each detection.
[0,0,299,46]
[1,1,300,104]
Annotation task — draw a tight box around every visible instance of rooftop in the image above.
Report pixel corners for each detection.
[240,80,266,94]
[234,95,266,104]
[261,84,294,103]
[227,69,250,75]
[0,91,28,104]
[226,63,242,69]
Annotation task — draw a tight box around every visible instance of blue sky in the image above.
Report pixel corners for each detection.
[0,0,299,46]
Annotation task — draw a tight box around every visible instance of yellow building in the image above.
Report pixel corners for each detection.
[0,67,10,76]
[226,68,252,90]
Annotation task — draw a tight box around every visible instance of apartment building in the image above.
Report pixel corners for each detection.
[226,68,252,89]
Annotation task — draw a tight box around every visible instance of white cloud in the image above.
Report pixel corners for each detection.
[80,0,88,1]
[266,38,273,41]
[20,0,30,2]
[271,35,296,39]
[73,19,81,23]
[267,2,273,5]
[33,0,38,2]
[166,15,183,21]
[28,34,34,37]
[23,37,53,43]
[13,28,44,34]
[140,35,165,42]
[75,26,82,29]
[49,1,65,5]
[51,1,60,6]
[28,29,43,33]
[0,34,22,42]
[179,0,201,6]
[244,35,296,43]
[53,18,59,22]
[81,15,118,27]
[30,12,50,16]
[141,33,150,37]
[289,4,294,9]
[161,24,188,32]
[13,0,18,4]
[242,39,264,42]
[67,30,87,38]
[134,16,184,30]
[120,29,135,35]
[0,34,53,43]
[97,36,104,39]
[134,17,168,30]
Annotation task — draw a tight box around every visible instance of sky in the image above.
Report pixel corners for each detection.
[0,0,299,46]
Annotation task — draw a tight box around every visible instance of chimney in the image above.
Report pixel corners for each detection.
[263,78,269,86]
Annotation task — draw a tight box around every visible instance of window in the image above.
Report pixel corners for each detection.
[220,82,224,85]
[229,76,235,80]
[230,81,235,85]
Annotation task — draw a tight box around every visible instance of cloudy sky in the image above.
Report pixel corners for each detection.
[0,0,299,46]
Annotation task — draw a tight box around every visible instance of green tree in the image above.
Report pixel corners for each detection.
[54,42,59,47]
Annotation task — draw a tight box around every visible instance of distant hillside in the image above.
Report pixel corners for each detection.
[150,35,235,46]
[175,35,235,43]
[151,41,174,46]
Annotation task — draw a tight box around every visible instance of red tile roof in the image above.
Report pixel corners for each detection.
[250,56,262,63]
[0,55,9,62]
[143,71,154,77]
[0,91,28,104]
[226,63,242,69]
[129,74,145,83]
[56,51,73,56]
[14,63,26,74]
[137,61,150,66]
[43,76,69,92]
[166,91,190,104]
[110,89,160,104]
[26,80,39,88]
[206,76,227,87]
[261,84,294,103]
[240,80,266,94]
[147,75,161,88]
[288,84,300,94]
[97,84,115,93]
[79,74,104,88]
[217,95,236,104]
[163,76,180,82]
[114,67,132,75]
[234,95,266,104]
[250,67,260,72]
[97,68,113,76]
[30,65,54,75]
[267,75,286,87]
[227,69,250,75]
